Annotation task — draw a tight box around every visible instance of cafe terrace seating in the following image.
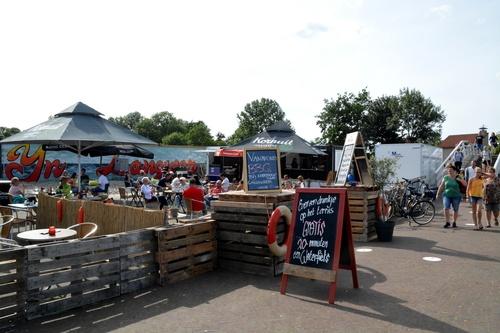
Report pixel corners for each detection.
[67,222,98,239]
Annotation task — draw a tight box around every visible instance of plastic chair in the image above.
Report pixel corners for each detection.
[0,205,35,238]
[0,213,15,239]
[67,222,98,239]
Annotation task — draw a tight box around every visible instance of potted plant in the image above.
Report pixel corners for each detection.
[370,156,398,241]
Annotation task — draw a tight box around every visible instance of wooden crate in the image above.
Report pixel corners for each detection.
[213,192,292,276]
[24,235,121,320]
[119,228,158,295]
[0,248,25,330]
[155,220,217,285]
[347,189,378,242]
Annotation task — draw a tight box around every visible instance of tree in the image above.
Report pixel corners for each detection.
[363,95,402,151]
[214,132,227,146]
[185,121,214,146]
[0,127,20,140]
[162,132,188,145]
[228,98,289,144]
[109,112,143,132]
[316,89,370,145]
[395,88,446,145]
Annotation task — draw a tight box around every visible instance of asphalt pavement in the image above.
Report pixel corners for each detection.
[14,201,500,333]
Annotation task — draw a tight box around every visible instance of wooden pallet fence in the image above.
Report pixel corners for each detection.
[0,248,25,330]
[24,235,121,320]
[155,220,216,285]
[347,189,378,242]
[119,228,158,294]
[213,192,294,276]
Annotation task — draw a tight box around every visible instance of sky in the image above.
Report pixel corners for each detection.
[0,0,498,143]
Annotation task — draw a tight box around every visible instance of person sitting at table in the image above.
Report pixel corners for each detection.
[236,180,244,191]
[68,172,78,194]
[172,176,188,207]
[91,170,109,195]
[183,178,205,214]
[294,175,305,189]
[204,180,223,209]
[282,174,293,190]
[220,174,230,192]
[80,168,90,191]
[8,177,25,203]
[140,177,158,205]
[135,170,146,187]
[56,175,73,199]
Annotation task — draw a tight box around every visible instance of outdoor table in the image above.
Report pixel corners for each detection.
[16,228,77,243]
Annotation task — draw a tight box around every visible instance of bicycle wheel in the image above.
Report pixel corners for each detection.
[410,200,435,225]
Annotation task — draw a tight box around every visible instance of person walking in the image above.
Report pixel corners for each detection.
[453,149,464,171]
[466,167,485,230]
[489,132,498,148]
[482,146,492,167]
[465,160,476,184]
[436,164,465,228]
[483,167,499,227]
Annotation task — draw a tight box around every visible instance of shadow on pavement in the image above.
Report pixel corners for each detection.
[282,265,468,333]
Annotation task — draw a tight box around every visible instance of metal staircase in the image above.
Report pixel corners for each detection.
[435,140,475,176]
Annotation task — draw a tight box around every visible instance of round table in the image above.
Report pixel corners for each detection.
[16,228,77,243]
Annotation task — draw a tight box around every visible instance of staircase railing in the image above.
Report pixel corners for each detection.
[435,140,473,175]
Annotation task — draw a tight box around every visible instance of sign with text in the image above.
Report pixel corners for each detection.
[243,147,281,193]
[335,131,373,186]
[280,188,358,304]
[335,143,355,186]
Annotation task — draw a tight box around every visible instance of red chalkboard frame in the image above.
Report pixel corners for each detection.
[280,187,359,304]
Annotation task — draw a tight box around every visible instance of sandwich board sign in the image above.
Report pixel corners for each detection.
[335,131,373,186]
[280,187,358,304]
[243,147,281,193]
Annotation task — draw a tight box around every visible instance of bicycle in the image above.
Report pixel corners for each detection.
[384,177,436,225]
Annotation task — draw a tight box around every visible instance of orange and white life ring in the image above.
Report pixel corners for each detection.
[267,205,292,257]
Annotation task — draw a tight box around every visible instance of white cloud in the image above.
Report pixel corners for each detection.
[297,23,329,39]
[430,4,452,19]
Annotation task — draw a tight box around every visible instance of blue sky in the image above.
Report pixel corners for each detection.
[0,0,498,142]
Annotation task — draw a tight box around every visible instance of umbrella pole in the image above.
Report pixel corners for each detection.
[77,141,82,194]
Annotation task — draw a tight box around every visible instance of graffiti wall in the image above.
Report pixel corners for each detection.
[0,144,210,182]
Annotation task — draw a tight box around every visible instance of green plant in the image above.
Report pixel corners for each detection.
[369,156,398,191]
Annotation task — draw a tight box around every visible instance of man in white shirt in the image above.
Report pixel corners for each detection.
[464,161,476,183]
[220,174,230,192]
[92,170,109,195]
[453,150,464,171]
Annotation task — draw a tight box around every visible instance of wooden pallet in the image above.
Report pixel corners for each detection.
[155,220,216,285]
[218,190,295,204]
[213,196,288,276]
[24,235,121,320]
[0,248,25,331]
[348,189,378,242]
[119,228,158,295]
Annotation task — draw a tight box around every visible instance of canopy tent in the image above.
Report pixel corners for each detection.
[216,121,326,156]
[42,143,154,159]
[0,102,157,190]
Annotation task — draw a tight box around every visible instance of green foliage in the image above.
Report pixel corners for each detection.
[0,127,21,140]
[369,156,398,190]
[214,132,227,146]
[162,132,188,145]
[228,98,289,144]
[316,87,446,148]
[316,89,370,145]
[109,112,143,131]
[396,88,446,145]
[185,121,214,146]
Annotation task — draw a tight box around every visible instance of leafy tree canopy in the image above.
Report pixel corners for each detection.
[162,132,188,145]
[0,127,20,140]
[228,98,290,144]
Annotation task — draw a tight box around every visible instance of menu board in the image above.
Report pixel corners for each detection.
[335,144,354,186]
[244,148,281,192]
[280,188,358,304]
[289,191,339,269]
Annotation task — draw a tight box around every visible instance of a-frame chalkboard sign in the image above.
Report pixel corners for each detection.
[243,147,282,193]
[334,131,373,186]
[280,188,358,304]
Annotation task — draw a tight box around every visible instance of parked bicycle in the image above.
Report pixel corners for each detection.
[383,177,436,225]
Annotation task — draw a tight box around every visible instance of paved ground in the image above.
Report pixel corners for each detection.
[14,202,500,333]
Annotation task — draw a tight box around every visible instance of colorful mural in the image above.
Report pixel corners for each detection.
[0,144,210,182]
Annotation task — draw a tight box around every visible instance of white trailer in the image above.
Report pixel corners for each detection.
[374,143,443,187]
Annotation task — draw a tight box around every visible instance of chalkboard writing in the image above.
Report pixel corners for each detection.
[289,191,339,269]
[244,148,281,192]
[335,144,354,185]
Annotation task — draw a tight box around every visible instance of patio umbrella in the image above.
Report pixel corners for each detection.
[0,102,157,191]
[42,143,155,159]
[217,121,326,156]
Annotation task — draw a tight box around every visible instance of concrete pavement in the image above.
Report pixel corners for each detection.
[14,203,500,333]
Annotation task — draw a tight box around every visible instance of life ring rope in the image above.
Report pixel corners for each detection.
[267,205,292,257]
